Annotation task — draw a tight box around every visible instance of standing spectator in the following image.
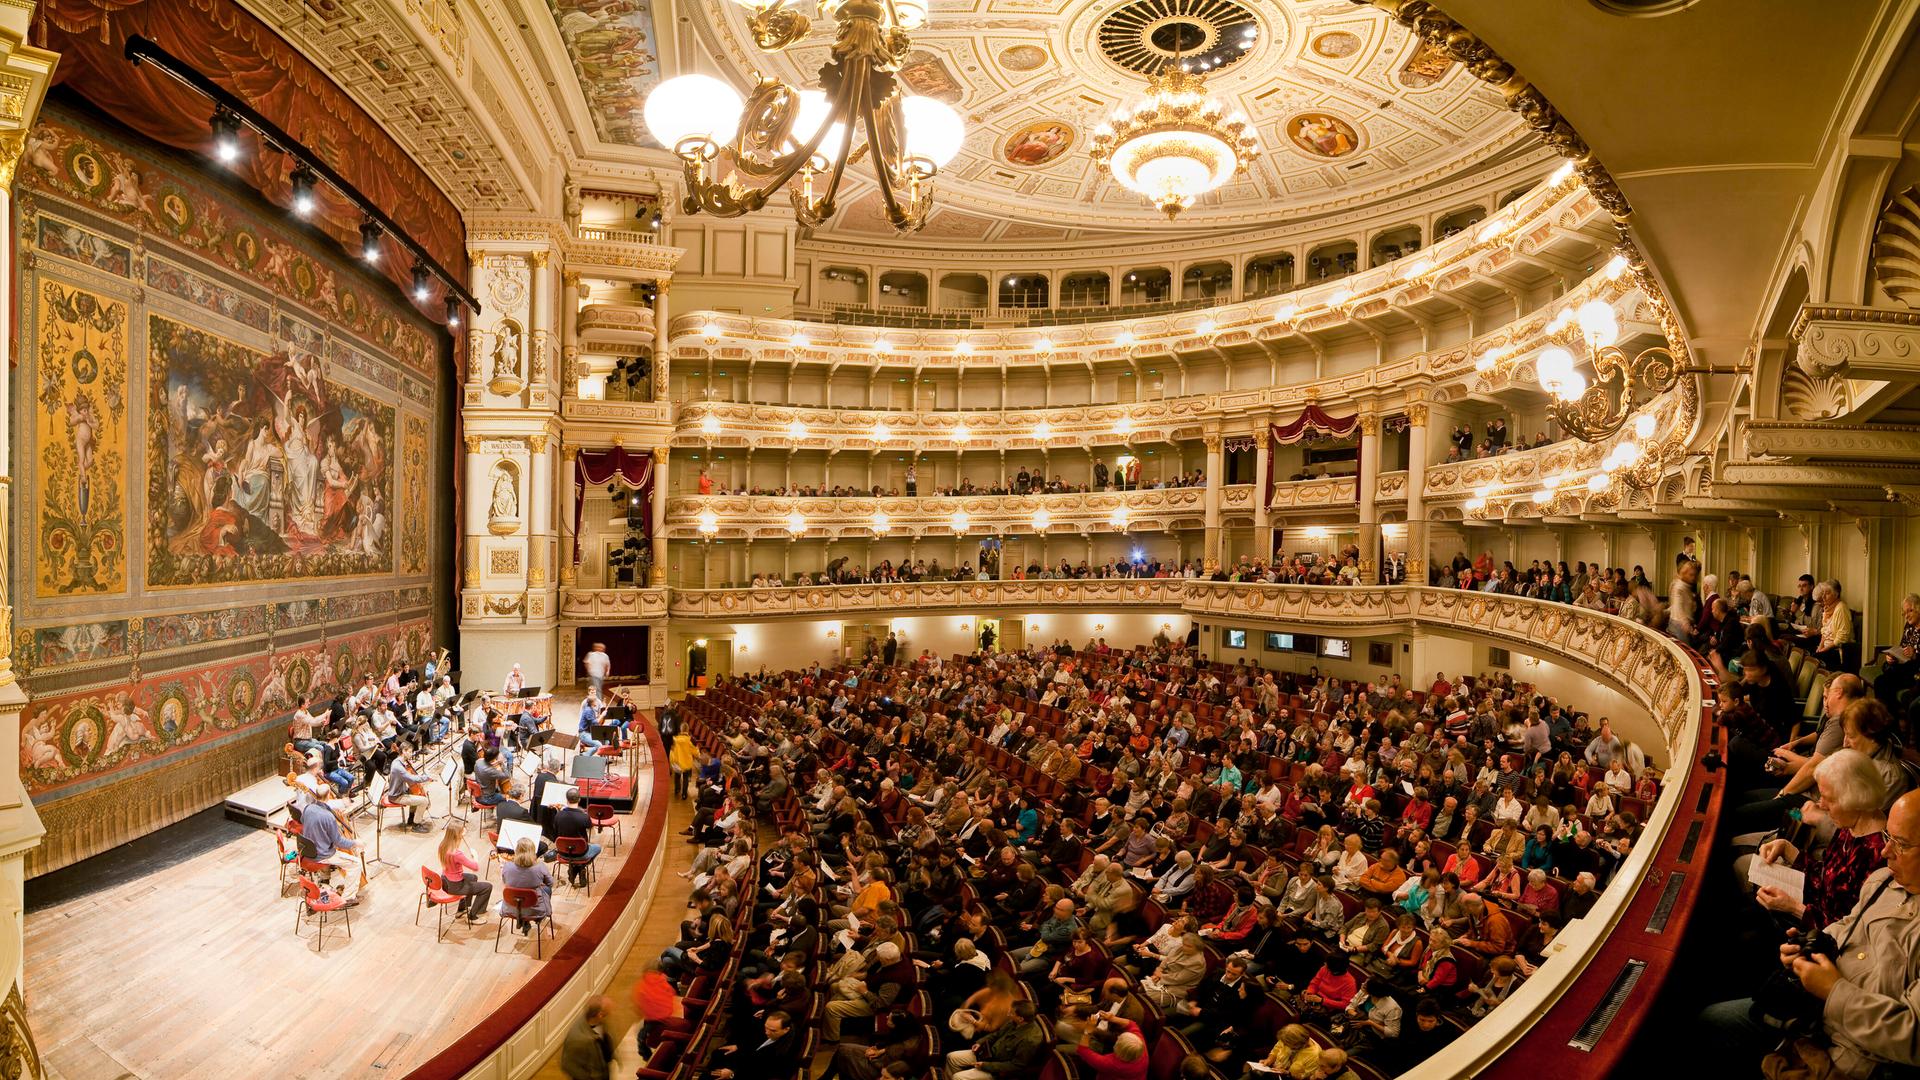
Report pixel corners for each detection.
[560,995,614,1080]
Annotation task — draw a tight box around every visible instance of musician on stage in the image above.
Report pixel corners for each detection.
[385,746,434,832]
[577,690,606,750]
[476,746,518,810]
[298,795,363,904]
[414,681,444,743]
[436,820,490,923]
[504,663,526,696]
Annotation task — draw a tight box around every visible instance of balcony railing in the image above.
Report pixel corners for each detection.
[663,486,1220,538]
[574,224,661,246]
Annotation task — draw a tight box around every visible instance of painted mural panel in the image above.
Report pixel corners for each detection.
[548,0,661,146]
[146,315,396,586]
[34,282,128,597]
[19,619,427,796]
[403,413,429,575]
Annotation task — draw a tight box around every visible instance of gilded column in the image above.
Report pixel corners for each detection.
[652,280,670,402]
[1357,413,1380,583]
[560,444,579,585]
[1202,431,1224,571]
[527,251,552,406]
[650,445,670,584]
[1405,403,1429,584]
[1252,415,1271,560]
[560,272,582,396]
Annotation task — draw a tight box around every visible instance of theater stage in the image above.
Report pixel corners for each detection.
[25,701,664,1080]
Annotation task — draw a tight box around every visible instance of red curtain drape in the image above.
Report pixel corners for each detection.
[1266,405,1361,508]
[574,449,654,567]
[33,0,469,321]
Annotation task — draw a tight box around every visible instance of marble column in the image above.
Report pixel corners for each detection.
[652,280,671,402]
[650,445,670,584]
[1357,413,1380,583]
[561,272,581,397]
[1406,403,1430,585]
[1252,417,1271,561]
[1203,432,1224,570]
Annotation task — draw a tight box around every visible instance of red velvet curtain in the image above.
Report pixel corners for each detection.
[33,0,469,318]
[574,449,654,567]
[1266,405,1361,508]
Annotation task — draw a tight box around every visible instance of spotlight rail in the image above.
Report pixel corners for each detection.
[123,33,482,318]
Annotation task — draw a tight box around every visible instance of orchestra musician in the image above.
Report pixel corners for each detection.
[414,681,443,744]
[385,745,434,832]
[504,663,526,697]
[475,745,518,810]
[299,790,364,905]
[577,689,605,750]
[436,820,491,923]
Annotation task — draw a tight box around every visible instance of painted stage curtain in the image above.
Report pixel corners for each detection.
[1266,405,1362,508]
[32,0,469,321]
[574,449,654,566]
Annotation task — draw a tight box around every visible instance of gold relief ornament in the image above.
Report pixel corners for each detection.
[528,250,549,269]
[1405,403,1429,427]
[0,128,28,190]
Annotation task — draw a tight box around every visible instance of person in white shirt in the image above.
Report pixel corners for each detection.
[583,643,611,697]
[1603,759,1634,795]
[503,663,525,696]
[1492,791,1526,825]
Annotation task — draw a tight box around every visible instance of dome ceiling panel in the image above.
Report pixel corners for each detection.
[582,0,1538,238]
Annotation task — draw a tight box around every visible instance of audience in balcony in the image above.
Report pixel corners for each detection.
[1442,419,1559,462]
[695,469,1206,500]
[738,550,1408,590]
[670,636,1674,1080]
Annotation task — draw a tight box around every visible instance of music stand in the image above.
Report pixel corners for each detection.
[540,782,575,809]
[590,724,620,744]
[570,754,608,781]
[439,755,465,827]
[497,817,543,855]
[519,686,544,699]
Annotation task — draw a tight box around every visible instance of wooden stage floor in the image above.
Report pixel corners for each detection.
[25,707,660,1080]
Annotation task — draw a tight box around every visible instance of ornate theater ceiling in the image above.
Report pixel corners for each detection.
[544,0,1539,241]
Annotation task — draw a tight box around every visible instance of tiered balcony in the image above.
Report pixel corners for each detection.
[663,486,1230,540]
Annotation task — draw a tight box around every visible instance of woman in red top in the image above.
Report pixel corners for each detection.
[1075,1016,1148,1080]
[437,820,492,922]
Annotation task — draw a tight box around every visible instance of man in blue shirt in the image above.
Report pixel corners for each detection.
[298,799,363,902]
[575,691,604,751]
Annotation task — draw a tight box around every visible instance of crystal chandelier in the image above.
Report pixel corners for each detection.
[642,0,964,232]
[1090,65,1259,219]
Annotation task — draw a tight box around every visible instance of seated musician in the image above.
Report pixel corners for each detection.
[369,701,401,749]
[432,675,457,712]
[504,663,526,697]
[382,661,405,706]
[414,682,443,743]
[531,749,566,833]
[385,746,433,832]
[436,820,491,923]
[289,699,319,742]
[475,746,525,818]
[577,690,605,751]
[546,789,602,889]
[350,718,383,789]
[353,672,380,712]
[297,796,362,904]
[293,756,348,812]
[499,837,553,935]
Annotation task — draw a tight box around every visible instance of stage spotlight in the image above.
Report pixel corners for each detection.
[290,164,317,217]
[410,263,431,302]
[360,220,382,263]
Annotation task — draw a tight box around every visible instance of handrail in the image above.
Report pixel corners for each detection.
[399,724,672,1080]
[649,581,1713,1075]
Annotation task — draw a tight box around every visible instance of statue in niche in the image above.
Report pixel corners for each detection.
[489,463,519,526]
[564,177,583,228]
[492,322,523,384]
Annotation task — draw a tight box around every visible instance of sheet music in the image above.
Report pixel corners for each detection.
[1748,858,1806,902]
[498,818,543,853]
[541,782,575,808]
[438,756,460,787]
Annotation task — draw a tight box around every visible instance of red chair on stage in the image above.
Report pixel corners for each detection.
[272,827,300,895]
[465,779,497,831]
[554,836,598,894]
[294,877,351,953]
[586,801,621,854]
[482,829,505,879]
[416,867,464,942]
[494,885,556,958]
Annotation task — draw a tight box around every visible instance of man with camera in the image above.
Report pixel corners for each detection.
[1701,788,1920,1075]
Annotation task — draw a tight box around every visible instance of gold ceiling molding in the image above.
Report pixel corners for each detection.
[1354,0,1631,220]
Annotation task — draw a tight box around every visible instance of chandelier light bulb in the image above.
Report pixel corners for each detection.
[788,418,808,440]
[702,321,722,341]
[1464,496,1486,512]
[1535,347,1576,395]
[786,509,806,534]
[952,425,970,444]
[1476,216,1512,244]
[1557,370,1588,402]
[1634,413,1658,440]
[901,95,963,166]
[1532,488,1552,505]
[1614,440,1643,467]
[790,331,808,347]
[1116,416,1134,436]
[1110,507,1129,529]
[1472,484,1492,499]
[1604,254,1631,280]
[873,512,891,533]
[1551,160,1576,184]
[1036,336,1054,351]
[1196,318,1216,336]
[955,339,974,355]
[697,508,720,535]
[872,421,890,442]
[1034,421,1053,441]
[792,90,849,160]
[1033,509,1052,531]
[1273,304,1297,324]
[952,510,970,533]
[1116,330,1135,346]
[1586,474,1609,493]
[701,413,722,436]
[873,337,891,353]
[1576,300,1619,346]
[645,74,744,148]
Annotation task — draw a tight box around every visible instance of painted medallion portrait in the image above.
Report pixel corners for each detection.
[1287,113,1361,158]
[1003,121,1074,167]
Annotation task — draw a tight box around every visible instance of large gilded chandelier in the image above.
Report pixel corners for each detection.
[1090,64,1259,219]
[642,0,964,232]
